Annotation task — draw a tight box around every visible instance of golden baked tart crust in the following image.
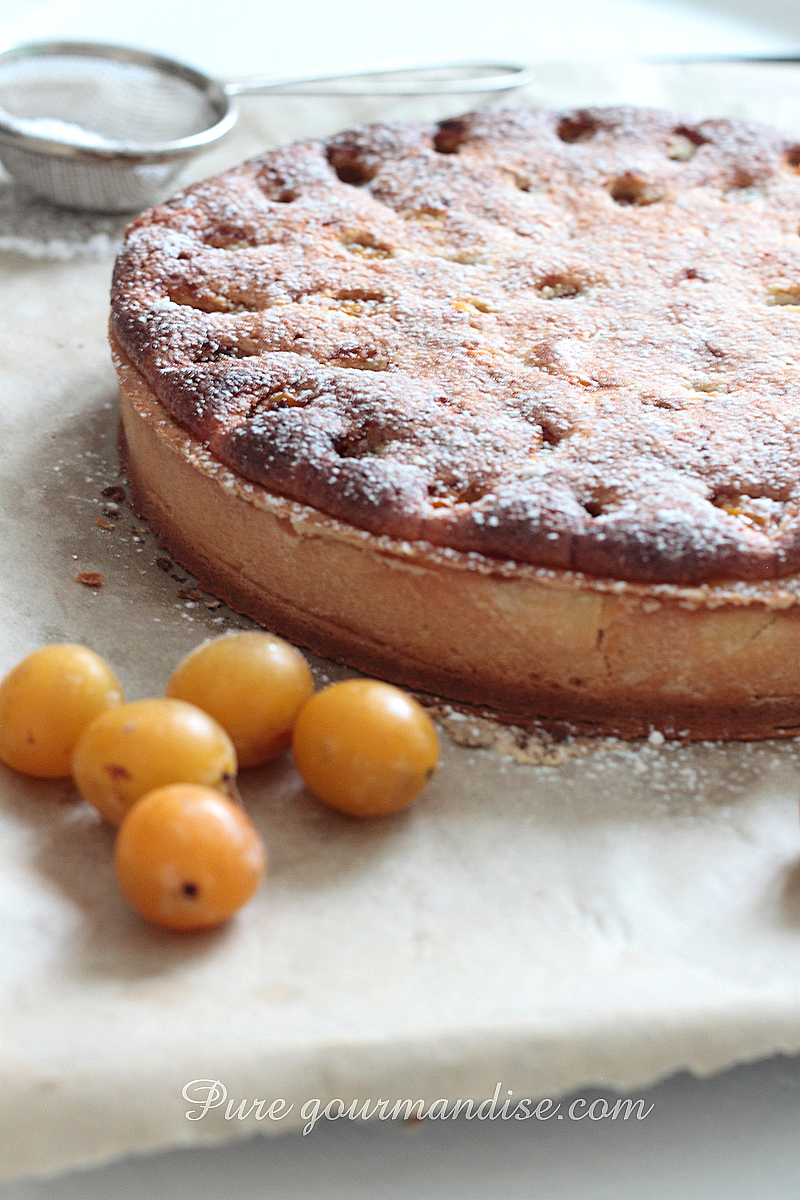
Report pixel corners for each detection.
[111,106,800,738]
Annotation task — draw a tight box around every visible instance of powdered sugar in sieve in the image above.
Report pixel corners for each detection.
[0,41,530,212]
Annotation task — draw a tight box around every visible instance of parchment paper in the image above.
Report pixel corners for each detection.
[4,62,800,1182]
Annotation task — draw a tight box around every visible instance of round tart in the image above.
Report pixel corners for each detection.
[111,105,800,739]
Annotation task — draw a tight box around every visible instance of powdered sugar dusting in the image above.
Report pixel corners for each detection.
[111,106,800,584]
[0,176,125,259]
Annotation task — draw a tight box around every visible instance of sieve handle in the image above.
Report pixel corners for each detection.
[224,60,531,97]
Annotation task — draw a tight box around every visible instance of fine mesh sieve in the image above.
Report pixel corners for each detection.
[0,41,532,212]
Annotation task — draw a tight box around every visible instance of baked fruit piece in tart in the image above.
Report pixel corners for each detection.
[111,105,800,740]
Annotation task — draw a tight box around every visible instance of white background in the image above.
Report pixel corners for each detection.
[0,0,798,78]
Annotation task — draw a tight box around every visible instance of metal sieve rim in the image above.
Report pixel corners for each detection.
[0,39,237,163]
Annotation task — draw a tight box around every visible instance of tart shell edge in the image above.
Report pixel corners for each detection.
[114,334,800,742]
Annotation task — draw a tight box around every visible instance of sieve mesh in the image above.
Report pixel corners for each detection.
[0,53,219,144]
[0,41,529,210]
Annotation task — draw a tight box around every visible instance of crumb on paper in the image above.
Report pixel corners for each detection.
[155,556,172,571]
[428,703,595,765]
[95,518,115,531]
[177,588,205,602]
[101,485,126,502]
[75,571,105,588]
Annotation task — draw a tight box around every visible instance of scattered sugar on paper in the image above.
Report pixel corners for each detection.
[0,177,125,260]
